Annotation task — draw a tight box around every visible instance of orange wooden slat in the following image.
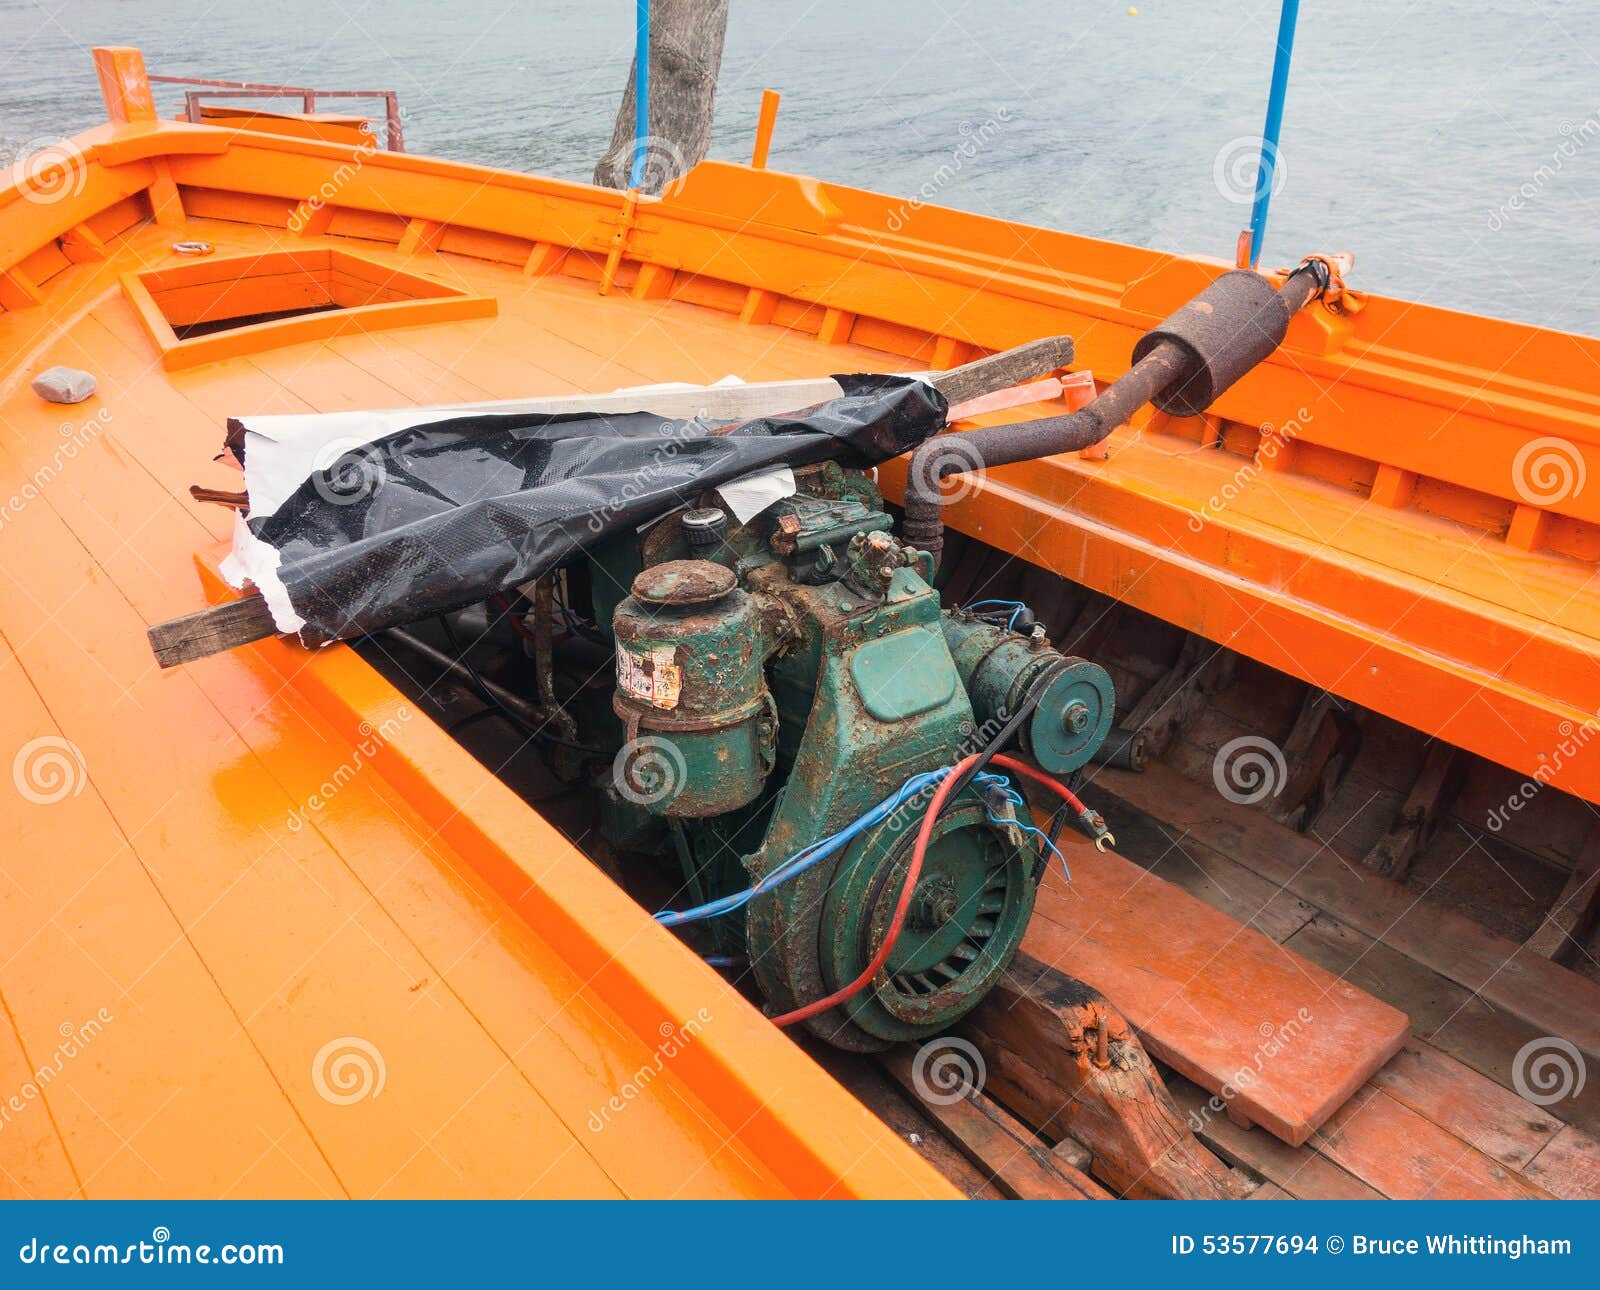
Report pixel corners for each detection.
[1023,834,1409,1147]
[0,991,82,1199]
[1369,1039,1562,1171]
[1313,1086,1551,1200]
[0,629,341,1198]
[0,407,620,1199]
[1525,1126,1600,1200]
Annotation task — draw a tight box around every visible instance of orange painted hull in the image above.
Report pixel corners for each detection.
[0,46,1594,1198]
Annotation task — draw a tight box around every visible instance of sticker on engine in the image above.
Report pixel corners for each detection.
[617,643,682,710]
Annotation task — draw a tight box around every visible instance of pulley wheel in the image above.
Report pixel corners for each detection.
[817,800,1035,1044]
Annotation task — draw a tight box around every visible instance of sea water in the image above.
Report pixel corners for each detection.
[1,0,1595,333]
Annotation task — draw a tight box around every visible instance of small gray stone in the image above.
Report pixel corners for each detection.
[32,366,97,405]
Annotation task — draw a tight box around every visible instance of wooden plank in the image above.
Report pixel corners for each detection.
[1526,821,1600,964]
[926,334,1072,405]
[1121,634,1233,757]
[1362,740,1466,879]
[0,997,82,1199]
[1024,833,1409,1146]
[1267,689,1361,833]
[879,1049,1109,1199]
[1369,1039,1561,1171]
[1092,761,1600,1061]
[1092,795,1318,944]
[148,592,278,667]
[1286,914,1600,1136]
[1524,1125,1600,1199]
[1166,1077,1382,1200]
[1312,1086,1552,1200]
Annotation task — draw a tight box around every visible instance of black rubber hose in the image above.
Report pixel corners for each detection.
[902,263,1327,564]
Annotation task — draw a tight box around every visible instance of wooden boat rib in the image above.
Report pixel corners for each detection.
[1,46,1596,1200]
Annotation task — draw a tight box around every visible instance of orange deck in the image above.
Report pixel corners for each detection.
[3,46,1597,1199]
[0,220,961,1200]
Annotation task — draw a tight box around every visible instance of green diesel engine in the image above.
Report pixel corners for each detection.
[584,462,1114,1051]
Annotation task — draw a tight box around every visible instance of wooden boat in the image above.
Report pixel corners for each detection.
[1,46,1596,1201]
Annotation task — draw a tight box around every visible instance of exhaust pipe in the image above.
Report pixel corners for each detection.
[901,260,1332,564]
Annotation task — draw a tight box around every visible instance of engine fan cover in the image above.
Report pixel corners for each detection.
[816,801,1036,1044]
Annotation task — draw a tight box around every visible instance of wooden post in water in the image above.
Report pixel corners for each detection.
[593,0,729,195]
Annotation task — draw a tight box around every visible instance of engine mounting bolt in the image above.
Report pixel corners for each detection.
[1062,700,1092,735]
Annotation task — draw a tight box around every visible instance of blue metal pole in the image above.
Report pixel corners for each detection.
[630,0,651,188]
[1247,0,1300,266]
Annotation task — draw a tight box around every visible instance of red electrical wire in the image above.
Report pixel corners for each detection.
[770,753,1088,1027]
[493,593,539,642]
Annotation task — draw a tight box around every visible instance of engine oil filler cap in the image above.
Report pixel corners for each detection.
[631,559,736,607]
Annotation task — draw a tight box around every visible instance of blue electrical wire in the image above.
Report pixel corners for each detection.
[653,766,1015,928]
[961,598,1028,631]
[980,780,1069,879]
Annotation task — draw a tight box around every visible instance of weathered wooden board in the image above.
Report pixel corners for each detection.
[1093,762,1600,1060]
[1166,1077,1382,1200]
[878,1048,1110,1200]
[1023,835,1410,1147]
[1368,1039,1561,1171]
[1524,1126,1600,1200]
[1312,1086,1551,1200]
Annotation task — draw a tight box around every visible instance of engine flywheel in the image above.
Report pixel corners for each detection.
[816,800,1036,1045]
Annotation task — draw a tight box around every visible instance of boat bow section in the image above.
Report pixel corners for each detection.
[2,43,1597,1199]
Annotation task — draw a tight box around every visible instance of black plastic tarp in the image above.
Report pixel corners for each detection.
[241,374,946,645]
